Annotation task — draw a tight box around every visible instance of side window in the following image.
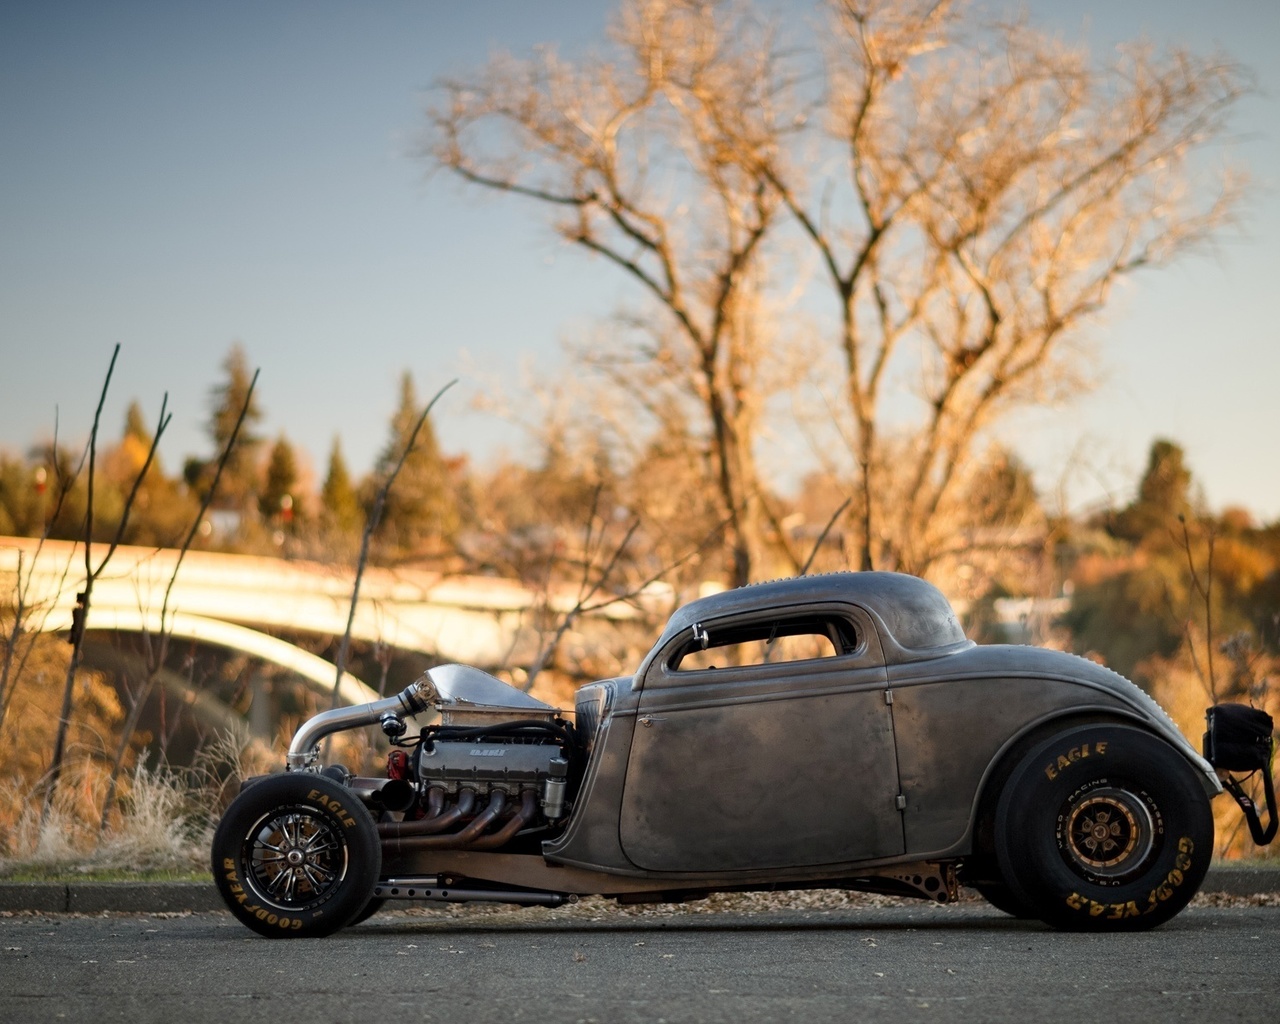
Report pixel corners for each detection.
[669,615,859,672]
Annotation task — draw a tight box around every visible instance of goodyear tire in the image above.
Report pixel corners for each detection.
[212,773,381,938]
[994,724,1213,931]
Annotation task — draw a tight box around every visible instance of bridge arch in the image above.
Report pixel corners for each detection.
[41,605,383,707]
[1,537,561,671]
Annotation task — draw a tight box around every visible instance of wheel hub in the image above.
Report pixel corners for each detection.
[245,808,348,910]
[1061,786,1156,879]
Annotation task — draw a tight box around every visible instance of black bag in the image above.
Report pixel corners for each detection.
[1204,703,1275,772]
[1204,703,1277,846]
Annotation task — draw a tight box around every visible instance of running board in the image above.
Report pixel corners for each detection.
[373,876,575,907]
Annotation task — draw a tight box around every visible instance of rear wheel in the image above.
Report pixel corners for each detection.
[994,724,1213,931]
[212,773,381,938]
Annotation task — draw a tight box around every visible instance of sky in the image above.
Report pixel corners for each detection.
[2,0,1278,523]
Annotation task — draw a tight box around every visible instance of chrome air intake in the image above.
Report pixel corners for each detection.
[286,677,434,770]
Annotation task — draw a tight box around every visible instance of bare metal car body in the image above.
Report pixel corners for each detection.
[212,572,1271,938]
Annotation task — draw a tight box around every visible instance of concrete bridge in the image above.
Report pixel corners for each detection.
[1,536,657,708]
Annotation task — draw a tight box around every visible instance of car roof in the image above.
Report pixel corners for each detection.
[657,571,968,652]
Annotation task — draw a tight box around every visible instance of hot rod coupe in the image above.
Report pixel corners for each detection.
[212,571,1276,937]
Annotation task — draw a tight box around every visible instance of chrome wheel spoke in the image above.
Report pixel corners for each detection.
[265,866,297,900]
[282,815,305,847]
[245,805,348,909]
[303,835,340,857]
[301,863,333,893]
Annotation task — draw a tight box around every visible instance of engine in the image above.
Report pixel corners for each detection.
[373,721,574,854]
[299,665,579,855]
[415,734,570,814]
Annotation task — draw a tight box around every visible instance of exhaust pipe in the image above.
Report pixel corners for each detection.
[383,790,511,856]
[469,789,539,850]
[349,777,417,813]
[379,788,477,838]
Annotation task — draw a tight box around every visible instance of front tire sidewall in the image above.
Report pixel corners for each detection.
[212,773,381,938]
[995,725,1213,931]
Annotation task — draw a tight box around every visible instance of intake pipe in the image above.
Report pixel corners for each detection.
[286,677,434,770]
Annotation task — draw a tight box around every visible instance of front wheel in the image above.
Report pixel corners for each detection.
[212,773,381,938]
[994,724,1213,931]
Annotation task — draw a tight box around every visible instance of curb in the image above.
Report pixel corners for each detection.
[1201,863,1280,897]
[1,866,1277,915]
[0,881,223,914]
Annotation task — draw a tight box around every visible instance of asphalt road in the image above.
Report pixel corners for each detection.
[3,899,1278,1024]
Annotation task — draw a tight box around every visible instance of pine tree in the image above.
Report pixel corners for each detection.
[373,372,458,556]
[111,400,160,480]
[320,437,362,537]
[194,343,264,513]
[102,400,196,547]
[1111,440,1194,542]
[122,400,151,446]
[259,434,299,524]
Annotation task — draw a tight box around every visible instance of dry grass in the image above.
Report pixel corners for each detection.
[0,727,275,880]
[0,764,206,878]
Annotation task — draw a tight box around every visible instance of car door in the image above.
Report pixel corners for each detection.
[618,604,904,872]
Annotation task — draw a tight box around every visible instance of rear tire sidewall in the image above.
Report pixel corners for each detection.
[995,724,1213,931]
[212,773,381,938]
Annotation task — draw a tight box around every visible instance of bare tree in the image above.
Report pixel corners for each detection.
[0,416,85,736]
[429,0,794,587]
[97,369,260,829]
[429,0,1249,586]
[749,0,1250,573]
[519,480,727,691]
[41,346,172,820]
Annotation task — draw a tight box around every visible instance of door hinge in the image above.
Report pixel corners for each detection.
[884,689,894,705]
[895,794,907,811]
